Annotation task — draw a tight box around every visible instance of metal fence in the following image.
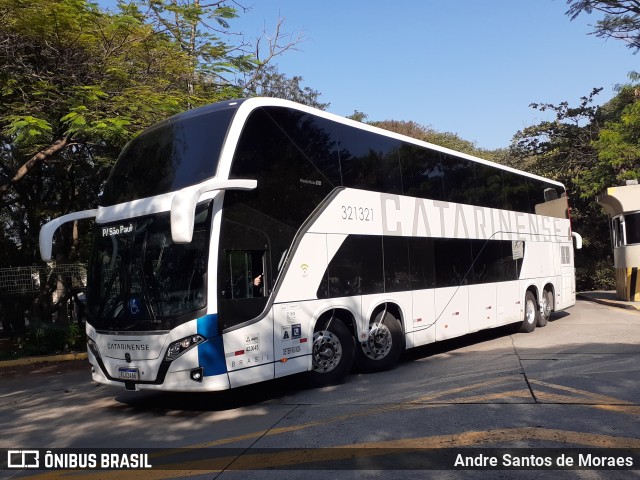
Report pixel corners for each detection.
[0,264,87,337]
[0,263,86,295]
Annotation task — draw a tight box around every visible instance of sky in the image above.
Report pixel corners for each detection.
[100,1,637,150]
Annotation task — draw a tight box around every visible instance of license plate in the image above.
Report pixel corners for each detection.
[118,367,139,380]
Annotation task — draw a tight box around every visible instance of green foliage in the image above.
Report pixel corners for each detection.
[510,88,604,195]
[592,84,640,187]
[3,116,53,146]
[0,0,305,270]
[348,111,368,122]
[10,322,84,358]
[576,258,616,291]
[509,80,640,291]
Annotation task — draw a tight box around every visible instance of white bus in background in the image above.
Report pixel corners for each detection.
[40,98,580,391]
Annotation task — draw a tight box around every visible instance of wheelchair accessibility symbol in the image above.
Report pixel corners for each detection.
[128,298,141,316]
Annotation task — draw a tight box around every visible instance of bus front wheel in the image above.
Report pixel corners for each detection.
[355,310,404,372]
[308,317,355,386]
[519,291,539,333]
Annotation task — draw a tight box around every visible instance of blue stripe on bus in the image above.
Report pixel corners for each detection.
[197,314,227,376]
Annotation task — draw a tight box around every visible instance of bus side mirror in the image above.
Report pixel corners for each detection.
[572,231,583,250]
[171,179,257,244]
[40,209,98,262]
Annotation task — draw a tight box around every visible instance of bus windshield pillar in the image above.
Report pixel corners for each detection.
[171,178,257,243]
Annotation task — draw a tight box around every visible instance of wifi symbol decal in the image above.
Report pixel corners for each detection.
[300,264,309,276]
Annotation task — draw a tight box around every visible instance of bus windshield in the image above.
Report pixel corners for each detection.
[86,203,212,332]
[100,103,239,206]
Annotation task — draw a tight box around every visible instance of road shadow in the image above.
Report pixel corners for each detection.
[114,373,305,412]
[399,310,568,365]
[114,312,573,412]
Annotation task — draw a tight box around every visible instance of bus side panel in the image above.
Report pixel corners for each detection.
[229,364,274,389]
[521,241,554,279]
[435,286,469,341]
[274,301,315,378]
[468,283,497,332]
[275,233,329,304]
[561,267,576,308]
[411,288,436,347]
[496,280,521,326]
[224,314,275,388]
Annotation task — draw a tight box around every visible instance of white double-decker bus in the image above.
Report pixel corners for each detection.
[40,98,580,391]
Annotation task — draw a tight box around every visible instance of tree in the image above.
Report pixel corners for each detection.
[510,88,605,197]
[242,64,329,110]
[566,0,640,51]
[0,0,303,265]
[561,2,640,288]
[507,87,636,290]
[0,0,197,265]
[592,74,640,188]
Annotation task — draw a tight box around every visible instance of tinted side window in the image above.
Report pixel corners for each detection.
[322,235,383,297]
[471,240,503,284]
[338,126,403,193]
[471,239,522,283]
[400,144,445,201]
[502,241,524,281]
[502,171,530,213]
[475,163,504,210]
[383,236,410,292]
[442,155,478,205]
[230,107,337,230]
[408,237,435,289]
[316,235,526,299]
[263,108,342,187]
[433,238,474,287]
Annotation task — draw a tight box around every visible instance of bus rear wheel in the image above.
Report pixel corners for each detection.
[519,291,539,333]
[538,289,553,327]
[355,310,404,372]
[308,317,354,386]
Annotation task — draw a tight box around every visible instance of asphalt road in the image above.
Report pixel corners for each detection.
[1,299,639,479]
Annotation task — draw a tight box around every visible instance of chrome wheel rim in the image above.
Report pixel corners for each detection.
[525,299,537,325]
[541,292,552,318]
[312,330,342,373]
[362,323,392,360]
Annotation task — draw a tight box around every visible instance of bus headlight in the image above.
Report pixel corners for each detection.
[166,335,205,361]
[87,336,100,358]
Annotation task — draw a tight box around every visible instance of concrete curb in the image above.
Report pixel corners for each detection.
[577,293,640,311]
[0,352,87,369]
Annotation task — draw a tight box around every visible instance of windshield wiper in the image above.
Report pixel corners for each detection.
[96,264,120,321]
[136,259,158,322]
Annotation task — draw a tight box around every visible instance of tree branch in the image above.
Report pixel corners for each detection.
[0,136,70,197]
